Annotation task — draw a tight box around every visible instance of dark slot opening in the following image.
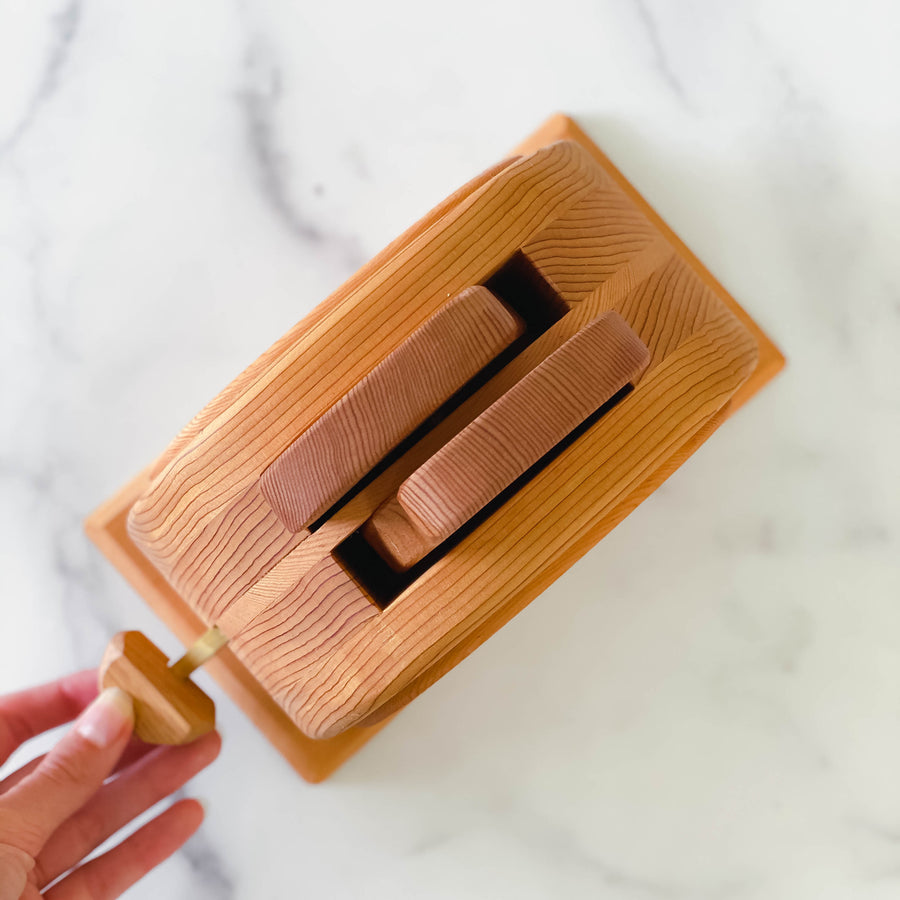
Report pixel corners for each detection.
[333,382,634,609]
[307,252,568,532]
[483,250,570,332]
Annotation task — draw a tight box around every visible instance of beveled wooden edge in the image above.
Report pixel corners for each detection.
[85,469,394,784]
[84,145,533,782]
[129,141,602,582]
[85,114,784,777]
[259,285,524,531]
[147,157,521,483]
[350,116,785,730]
[386,311,651,553]
[357,402,734,729]
[352,116,785,725]
[518,115,786,406]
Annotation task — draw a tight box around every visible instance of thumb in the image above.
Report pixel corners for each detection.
[0,687,134,858]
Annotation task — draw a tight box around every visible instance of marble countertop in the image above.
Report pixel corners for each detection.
[1,1,898,897]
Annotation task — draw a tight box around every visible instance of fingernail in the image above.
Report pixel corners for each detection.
[76,687,134,748]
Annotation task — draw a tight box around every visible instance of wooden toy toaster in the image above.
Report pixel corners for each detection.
[87,115,783,782]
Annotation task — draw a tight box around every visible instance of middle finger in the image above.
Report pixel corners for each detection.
[33,731,220,890]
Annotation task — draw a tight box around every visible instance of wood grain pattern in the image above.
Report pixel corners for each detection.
[147,157,521,482]
[356,402,734,730]
[296,313,758,739]
[127,135,764,741]
[228,555,378,708]
[595,252,718,369]
[168,481,306,622]
[521,188,661,303]
[87,115,785,776]
[122,156,534,640]
[216,288,644,634]
[361,497,436,574]
[220,256,757,739]
[259,286,523,532]
[364,312,650,570]
[127,141,602,586]
[399,311,649,539]
[519,116,785,407]
[216,528,341,636]
[99,631,216,745]
[85,473,394,783]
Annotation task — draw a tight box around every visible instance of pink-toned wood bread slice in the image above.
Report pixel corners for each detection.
[259,286,524,531]
[363,311,650,570]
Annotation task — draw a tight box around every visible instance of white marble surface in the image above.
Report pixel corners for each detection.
[1,0,899,897]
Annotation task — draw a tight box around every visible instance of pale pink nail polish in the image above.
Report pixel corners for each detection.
[76,687,134,748]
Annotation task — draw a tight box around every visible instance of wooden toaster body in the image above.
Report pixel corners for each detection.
[87,116,783,781]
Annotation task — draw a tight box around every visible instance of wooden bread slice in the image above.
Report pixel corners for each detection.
[363,311,650,570]
[260,286,524,531]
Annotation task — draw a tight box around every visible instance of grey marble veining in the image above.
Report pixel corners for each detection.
[1,0,899,897]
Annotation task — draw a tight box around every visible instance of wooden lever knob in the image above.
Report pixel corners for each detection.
[99,631,222,745]
[259,286,524,531]
[363,311,650,570]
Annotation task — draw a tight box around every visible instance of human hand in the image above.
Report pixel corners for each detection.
[0,670,220,899]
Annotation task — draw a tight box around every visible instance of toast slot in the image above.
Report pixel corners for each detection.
[332,383,633,609]
[362,311,650,571]
[260,286,525,532]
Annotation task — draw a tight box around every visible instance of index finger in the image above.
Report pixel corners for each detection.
[0,670,98,765]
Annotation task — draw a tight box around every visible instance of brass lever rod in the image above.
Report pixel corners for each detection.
[169,625,229,680]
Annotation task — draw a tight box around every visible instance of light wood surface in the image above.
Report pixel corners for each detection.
[147,158,520,482]
[291,313,758,740]
[364,311,650,570]
[85,475,395,783]
[99,631,216,745]
[168,481,306,626]
[359,498,436,575]
[517,115,785,402]
[398,310,649,539]
[136,157,526,625]
[127,141,601,590]
[356,401,735,729]
[521,187,661,304]
[86,114,785,779]
[260,286,523,531]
